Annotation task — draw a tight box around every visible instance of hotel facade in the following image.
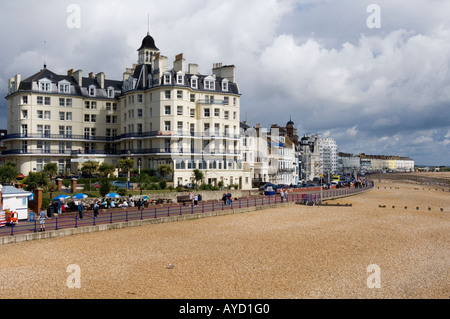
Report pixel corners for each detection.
[3,33,252,189]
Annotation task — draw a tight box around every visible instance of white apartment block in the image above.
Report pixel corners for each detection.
[4,33,252,189]
[318,137,338,174]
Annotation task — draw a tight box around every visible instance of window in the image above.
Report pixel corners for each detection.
[191,76,198,89]
[177,90,183,99]
[59,82,70,93]
[37,96,43,105]
[91,102,97,110]
[204,108,210,117]
[177,121,183,132]
[91,115,97,123]
[39,80,51,92]
[66,112,72,121]
[22,96,28,104]
[112,103,117,111]
[89,85,96,97]
[21,124,28,136]
[137,94,143,103]
[37,125,43,136]
[233,112,236,120]
[106,103,111,111]
[37,110,43,119]
[204,76,215,90]
[59,112,65,121]
[85,101,90,109]
[137,109,143,118]
[84,114,90,122]
[44,111,51,120]
[44,125,51,137]
[163,73,172,85]
[214,108,220,117]
[224,111,229,120]
[164,121,171,131]
[66,99,72,107]
[137,124,143,134]
[44,97,51,105]
[59,126,65,136]
[177,72,184,85]
[21,110,28,119]
[190,94,195,103]
[106,116,112,124]
[204,123,210,133]
[224,97,229,105]
[108,87,115,98]
[222,79,229,92]
[177,106,183,116]
[165,106,171,115]
[165,90,171,99]
[59,98,65,107]
[190,109,195,118]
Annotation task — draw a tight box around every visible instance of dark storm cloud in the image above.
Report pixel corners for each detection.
[0,0,449,165]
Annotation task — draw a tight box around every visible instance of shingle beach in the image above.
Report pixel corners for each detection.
[1,173,449,299]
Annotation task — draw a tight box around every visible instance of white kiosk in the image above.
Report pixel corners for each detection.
[0,185,32,221]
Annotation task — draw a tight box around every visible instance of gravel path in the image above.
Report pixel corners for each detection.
[1,176,449,299]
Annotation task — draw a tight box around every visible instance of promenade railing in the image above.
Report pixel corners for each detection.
[0,182,374,238]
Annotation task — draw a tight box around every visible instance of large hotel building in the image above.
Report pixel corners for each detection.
[4,33,252,189]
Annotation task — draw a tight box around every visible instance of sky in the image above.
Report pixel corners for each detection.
[1,0,449,166]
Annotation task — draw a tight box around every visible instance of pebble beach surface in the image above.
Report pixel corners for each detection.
[1,173,449,299]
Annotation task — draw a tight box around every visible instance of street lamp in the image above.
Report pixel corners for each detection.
[138,159,142,196]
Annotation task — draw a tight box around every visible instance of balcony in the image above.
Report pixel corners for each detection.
[196,99,225,105]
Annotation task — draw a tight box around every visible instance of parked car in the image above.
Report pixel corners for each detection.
[111,181,127,189]
[93,182,101,188]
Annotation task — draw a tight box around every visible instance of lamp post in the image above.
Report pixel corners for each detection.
[127,150,131,190]
[138,159,142,196]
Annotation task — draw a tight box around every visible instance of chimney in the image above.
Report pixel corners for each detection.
[73,70,82,86]
[67,69,74,76]
[188,63,199,75]
[96,72,105,89]
[89,72,94,79]
[174,53,186,72]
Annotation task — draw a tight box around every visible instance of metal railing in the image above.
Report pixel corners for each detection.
[0,182,374,238]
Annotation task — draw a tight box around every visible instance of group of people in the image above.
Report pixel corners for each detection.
[221,192,233,206]
[279,189,289,202]
[188,192,202,207]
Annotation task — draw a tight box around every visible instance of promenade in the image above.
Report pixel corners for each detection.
[0,184,373,244]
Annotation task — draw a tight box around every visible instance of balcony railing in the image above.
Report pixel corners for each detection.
[2,131,241,142]
[2,148,241,156]
[196,99,225,105]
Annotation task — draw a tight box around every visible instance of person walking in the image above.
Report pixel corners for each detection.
[189,192,193,206]
[93,202,99,218]
[193,194,198,207]
[227,192,232,206]
[76,200,83,219]
[57,200,63,215]
[39,208,49,232]
[222,193,227,206]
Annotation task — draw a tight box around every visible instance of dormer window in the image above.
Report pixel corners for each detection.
[58,80,71,94]
[38,78,51,92]
[204,76,215,90]
[222,79,229,92]
[176,71,184,85]
[107,87,115,98]
[163,72,172,85]
[88,85,96,97]
[191,75,198,89]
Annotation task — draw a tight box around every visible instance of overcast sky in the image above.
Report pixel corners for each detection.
[1,0,449,165]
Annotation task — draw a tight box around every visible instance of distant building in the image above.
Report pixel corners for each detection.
[318,137,338,175]
[300,134,322,181]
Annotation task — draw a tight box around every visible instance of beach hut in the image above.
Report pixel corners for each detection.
[0,185,33,221]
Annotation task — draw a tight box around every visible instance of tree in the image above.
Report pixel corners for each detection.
[81,161,99,191]
[193,169,204,187]
[157,164,173,180]
[118,159,134,175]
[99,179,112,197]
[24,172,49,192]
[43,162,58,181]
[118,159,134,190]
[98,163,115,178]
[0,162,18,184]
